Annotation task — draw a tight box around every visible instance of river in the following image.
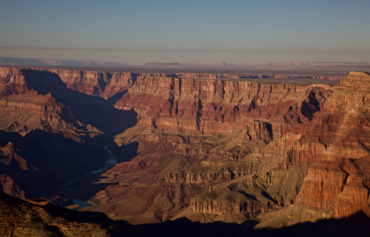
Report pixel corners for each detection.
[64,145,117,210]
[88,146,117,174]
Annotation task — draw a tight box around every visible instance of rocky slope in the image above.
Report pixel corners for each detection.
[0,192,110,236]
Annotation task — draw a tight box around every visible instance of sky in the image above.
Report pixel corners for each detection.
[0,0,370,64]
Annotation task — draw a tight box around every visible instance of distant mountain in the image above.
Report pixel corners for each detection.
[0,57,47,66]
[142,62,229,67]
[234,61,370,68]
[2,57,369,72]
[142,62,181,67]
[141,61,370,69]
[0,57,128,67]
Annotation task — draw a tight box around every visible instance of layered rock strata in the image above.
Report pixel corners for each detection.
[93,71,367,224]
[0,67,94,138]
[88,72,345,224]
[292,72,370,220]
[0,66,368,227]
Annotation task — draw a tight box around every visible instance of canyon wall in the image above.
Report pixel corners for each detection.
[0,66,368,227]
[292,72,370,220]
[49,69,137,98]
[0,67,91,138]
[0,66,135,198]
[94,70,367,224]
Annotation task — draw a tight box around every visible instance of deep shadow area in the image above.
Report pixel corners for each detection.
[301,89,322,120]
[120,213,369,237]
[21,69,137,137]
[36,199,370,237]
[0,131,137,200]
[107,90,128,105]
[0,131,114,198]
[0,69,140,200]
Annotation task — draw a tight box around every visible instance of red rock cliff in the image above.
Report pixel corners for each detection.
[49,69,137,98]
[294,71,370,220]
[89,72,340,224]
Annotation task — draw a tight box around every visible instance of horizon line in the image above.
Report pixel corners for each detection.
[1,45,370,55]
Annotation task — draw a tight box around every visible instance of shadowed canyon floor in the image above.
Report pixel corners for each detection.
[0,66,368,235]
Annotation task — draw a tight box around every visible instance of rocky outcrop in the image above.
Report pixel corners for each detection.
[0,92,82,137]
[164,169,252,185]
[296,161,347,210]
[0,142,31,171]
[190,199,272,216]
[0,175,25,198]
[0,67,97,138]
[296,158,369,219]
[289,71,370,221]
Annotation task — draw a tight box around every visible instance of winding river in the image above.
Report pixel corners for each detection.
[88,146,117,174]
[64,145,117,210]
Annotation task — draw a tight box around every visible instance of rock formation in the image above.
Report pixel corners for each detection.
[0,67,97,139]
[89,70,368,225]
[48,69,137,98]
[0,66,136,199]
[290,71,370,221]
[0,66,368,229]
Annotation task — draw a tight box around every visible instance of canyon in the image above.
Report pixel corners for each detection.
[0,66,368,233]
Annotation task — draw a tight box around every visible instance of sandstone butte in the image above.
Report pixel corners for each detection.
[0,66,368,230]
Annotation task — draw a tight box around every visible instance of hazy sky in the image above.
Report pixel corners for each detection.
[1,0,369,64]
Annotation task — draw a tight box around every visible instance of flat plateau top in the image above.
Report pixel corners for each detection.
[174,77,339,86]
